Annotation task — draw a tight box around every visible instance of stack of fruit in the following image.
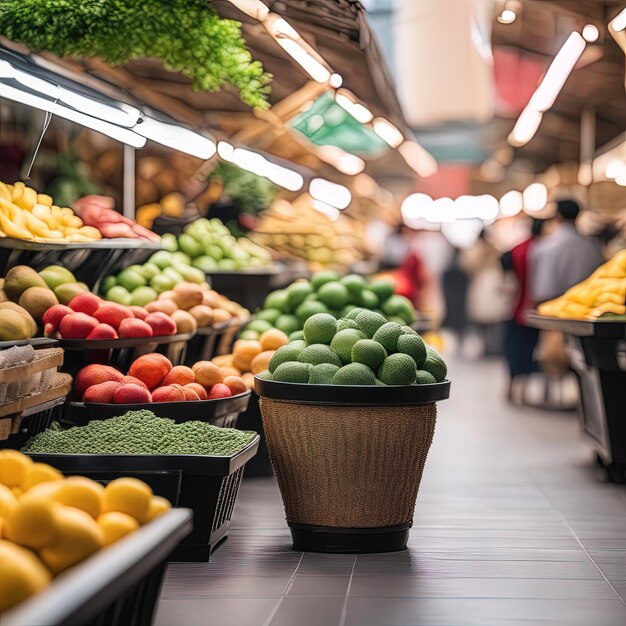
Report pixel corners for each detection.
[212,328,290,390]
[251,199,368,270]
[0,265,91,340]
[0,181,101,243]
[256,311,446,386]
[43,292,177,340]
[537,250,626,319]
[73,195,160,242]
[0,449,170,611]
[242,272,417,339]
[75,353,248,403]
[159,218,272,271]
[135,193,186,229]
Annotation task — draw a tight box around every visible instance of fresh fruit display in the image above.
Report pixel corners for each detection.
[243,272,416,339]
[43,292,178,340]
[73,195,160,242]
[211,328,291,390]
[136,192,186,229]
[0,265,90,339]
[0,449,170,611]
[75,353,248,403]
[251,198,368,270]
[537,250,626,319]
[162,218,272,271]
[0,181,101,243]
[22,410,256,455]
[256,310,447,386]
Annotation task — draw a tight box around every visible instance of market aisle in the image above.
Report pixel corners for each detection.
[155,357,626,626]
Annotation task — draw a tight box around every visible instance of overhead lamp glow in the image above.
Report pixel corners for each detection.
[429,197,455,224]
[582,24,599,42]
[265,164,304,192]
[497,9,517,24]
[309,178,351,210]
[226,0,270,20]
[335,92,373,124]
[0,81,146,148]
[372,118,404,148]
[441,219,483,249]
[329,73,343,88]
[605,159,624,179]
[616,170,626,186]
[523,183,548,212]
[508,108,543,147]
[499,190,523,217]
[474,195,500,221]
[398,141,437,177]
[529,32,586,112]
[401,193,432,222]
[318,145,365,175]
[135,117,216,159]
[311,199,341,221]
[217,141,235,161]
[610,8,626,32]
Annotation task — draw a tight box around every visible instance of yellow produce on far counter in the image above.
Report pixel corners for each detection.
[538,250,626,319]
[0,181,102,243]
[0,450,171,613]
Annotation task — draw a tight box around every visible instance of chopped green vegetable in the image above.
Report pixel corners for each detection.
[22,410,255,456]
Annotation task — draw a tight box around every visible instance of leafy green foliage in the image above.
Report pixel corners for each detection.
[210,162,278,215]
[0,0,270,108]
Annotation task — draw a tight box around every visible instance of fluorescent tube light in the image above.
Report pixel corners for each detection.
[229,146,303,191]
[329,73,343,88]
[582,25,599,43]
[372,118,404,148]
[508,108,543,147]
[318,146,365,175]
[311,199,340,221]
[335,92,373,124]
[498,9,516,24]
[275,39,331,83]
[523,183,547,212]
[309,178,351,209]
[0,80,146,147]
[398,141,438,177]
[401,193,432,222]
[217,141,235,161]
[135,116,216,159]
[227,0,270,20]
[610,8,626,32]
[529,32,586,112]
[499,190,523,217]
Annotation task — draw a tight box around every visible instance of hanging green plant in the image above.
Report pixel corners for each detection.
[0,0,271,108]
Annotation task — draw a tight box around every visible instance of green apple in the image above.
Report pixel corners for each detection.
[149,250,173,270]
[117,268,147,292]
[160,233,178,252]
[130,286,158,307]
[150,274,175,294]
[106,285,132,306]
[192,255,218,272]
[39,265,77,290]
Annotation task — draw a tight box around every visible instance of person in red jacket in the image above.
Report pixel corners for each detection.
[501,218,546,403]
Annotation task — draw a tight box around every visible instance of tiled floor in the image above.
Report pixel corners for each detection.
[155,357,626,626]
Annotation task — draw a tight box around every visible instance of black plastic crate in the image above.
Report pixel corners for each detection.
[1,508,192,626]
[28,435,260,562]
[0,397,65,450]
[64,390,251,429]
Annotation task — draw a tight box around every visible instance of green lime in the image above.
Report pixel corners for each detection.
[378,353,417,386]
[295,300,329,324]
[372,322,403,354]
[330,328,366,364]
[415,370,437,384]
[298,344,342,367]
[339,274,367,297]
[351,339,387,370]
[275,315,300,335]
[423,346,447,382]
[255,308,282,324]
[272,361,311,383]
[332,363,377,386]
[269,344,306,373]
[286,281,313,312]
[382,295,416,324]
[308,363,340,384]
[247,319,274,334]
[311,271,341,291]
[264,289,288,311]
[369,279,395,303]
[317,282,350,310]
[354,310,387,338]
[397,334,427,368]
[303,313,337,345]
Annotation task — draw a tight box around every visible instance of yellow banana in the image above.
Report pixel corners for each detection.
[37,194,53,207]
[0,212,33,240]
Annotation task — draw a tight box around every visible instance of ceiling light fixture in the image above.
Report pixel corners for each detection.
[135,116,216,159]
[398,141,438,177]
[226,0,270,20]
[309,178,352,209]
[610,8,626,32]
[372,117,404,148]
[582,24,599,43]
[523,183,548,212]
[334,92,374,124]
[497,9,517,25]
[311,199,341,221]
[499,190,523,217]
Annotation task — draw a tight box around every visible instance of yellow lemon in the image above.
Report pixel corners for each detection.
[0,540,51,612]
[4,497,58,550]
[39,506,104,574]
[0,483,17,519]
[11,487,23,498]
[102,478,152,523]
[0,450,32,487]
[53,477,104,519]
[21,463,63,491]
[144,496,172,523]
[97,511,139,546]
[25,481,62,501]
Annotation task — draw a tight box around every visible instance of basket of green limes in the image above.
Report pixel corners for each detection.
[254,310,450,554]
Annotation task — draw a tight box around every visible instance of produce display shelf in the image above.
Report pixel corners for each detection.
[0,338,58,350]
[0,372,72,419]
[0,348,63,384]
[254,378,451,406]
[1,508,193,626]
[186,317,249,364]
[29,435,260,562]
[527,311,626,482]
[0,236,162,251]
[57,331,195,350]
[66,389,251,428]
[526,312,626,338]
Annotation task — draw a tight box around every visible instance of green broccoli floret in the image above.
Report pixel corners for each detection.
[21,410,254,456]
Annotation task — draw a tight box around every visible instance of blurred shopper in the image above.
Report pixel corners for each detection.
[530,199,604,304]
[500,219,545,404]
[461,230,513,357]
[442,248,469,349]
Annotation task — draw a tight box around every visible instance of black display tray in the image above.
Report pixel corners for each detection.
[0,337,58,350]
[58,332,194,350]
[526,312,626,338]
[1,509,192,626]
[28,435,260,562]
[254,378,451,405]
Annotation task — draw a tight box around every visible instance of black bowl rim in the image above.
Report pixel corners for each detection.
[254,377,450,405]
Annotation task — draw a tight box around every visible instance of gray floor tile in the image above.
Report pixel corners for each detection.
[155,598,277,626]
[268,596,344,626]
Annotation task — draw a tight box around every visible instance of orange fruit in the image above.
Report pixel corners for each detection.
[259,329,289,351]
[192,361,225,388]
[250,350,275,375]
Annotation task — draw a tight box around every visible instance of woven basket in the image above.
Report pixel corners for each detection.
[260,399,437,529]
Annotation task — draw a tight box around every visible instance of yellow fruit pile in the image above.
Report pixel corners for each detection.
[0,182,102,243]
[538,250,626,319]
[212,328,289,389]
[136,192,186,229]
[537,250,626,319]
[0,450,170,613]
